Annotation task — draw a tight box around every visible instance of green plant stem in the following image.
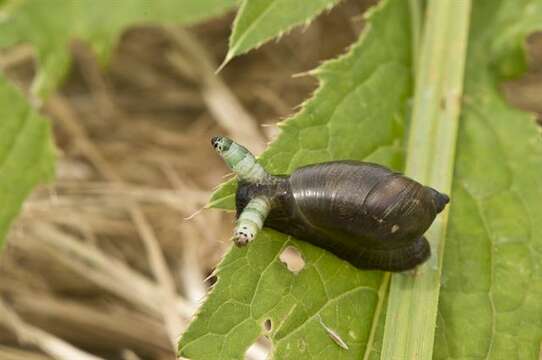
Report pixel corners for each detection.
[380,1,471,359]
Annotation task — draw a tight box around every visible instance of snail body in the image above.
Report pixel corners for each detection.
[236,161,449,271]
[211,136,449,272]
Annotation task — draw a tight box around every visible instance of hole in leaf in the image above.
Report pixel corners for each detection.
[279,246,305,273]
[245,335,272,359]
[263,318,272,332]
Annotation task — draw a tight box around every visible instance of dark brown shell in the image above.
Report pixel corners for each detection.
[236,160,449,271]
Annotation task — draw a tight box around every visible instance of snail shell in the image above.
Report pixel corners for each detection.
[236,161,449,271]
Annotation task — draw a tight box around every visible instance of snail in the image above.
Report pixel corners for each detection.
[211,136,449,272]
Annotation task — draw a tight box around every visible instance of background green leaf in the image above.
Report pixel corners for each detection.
[0,0,238,98]
[224,0,341,64]
[436,0,542,358]
[0,74,55,249]
[179,0,413,358]
[0,0,239,250]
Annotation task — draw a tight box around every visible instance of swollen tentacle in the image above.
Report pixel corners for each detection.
[233,196,271,246]
[211,136,271,183]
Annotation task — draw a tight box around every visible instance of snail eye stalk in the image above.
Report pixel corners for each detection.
[232,196,271,247]
[210,136,272,184]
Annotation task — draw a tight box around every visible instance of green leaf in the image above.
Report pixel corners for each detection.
[181,231,391,359]
[435,0,542,358]
[179,0,413,358]
[0,0,238,98]
[0,73,55,248]
[224,0,341,64]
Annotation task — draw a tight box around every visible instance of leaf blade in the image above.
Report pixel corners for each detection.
[225,0,340,63]
[435,1,542,357]
[0,74,55,248]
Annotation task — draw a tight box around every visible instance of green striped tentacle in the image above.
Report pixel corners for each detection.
[233,195,271,246]
[211,136,271,183]
[211,136,273,245]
